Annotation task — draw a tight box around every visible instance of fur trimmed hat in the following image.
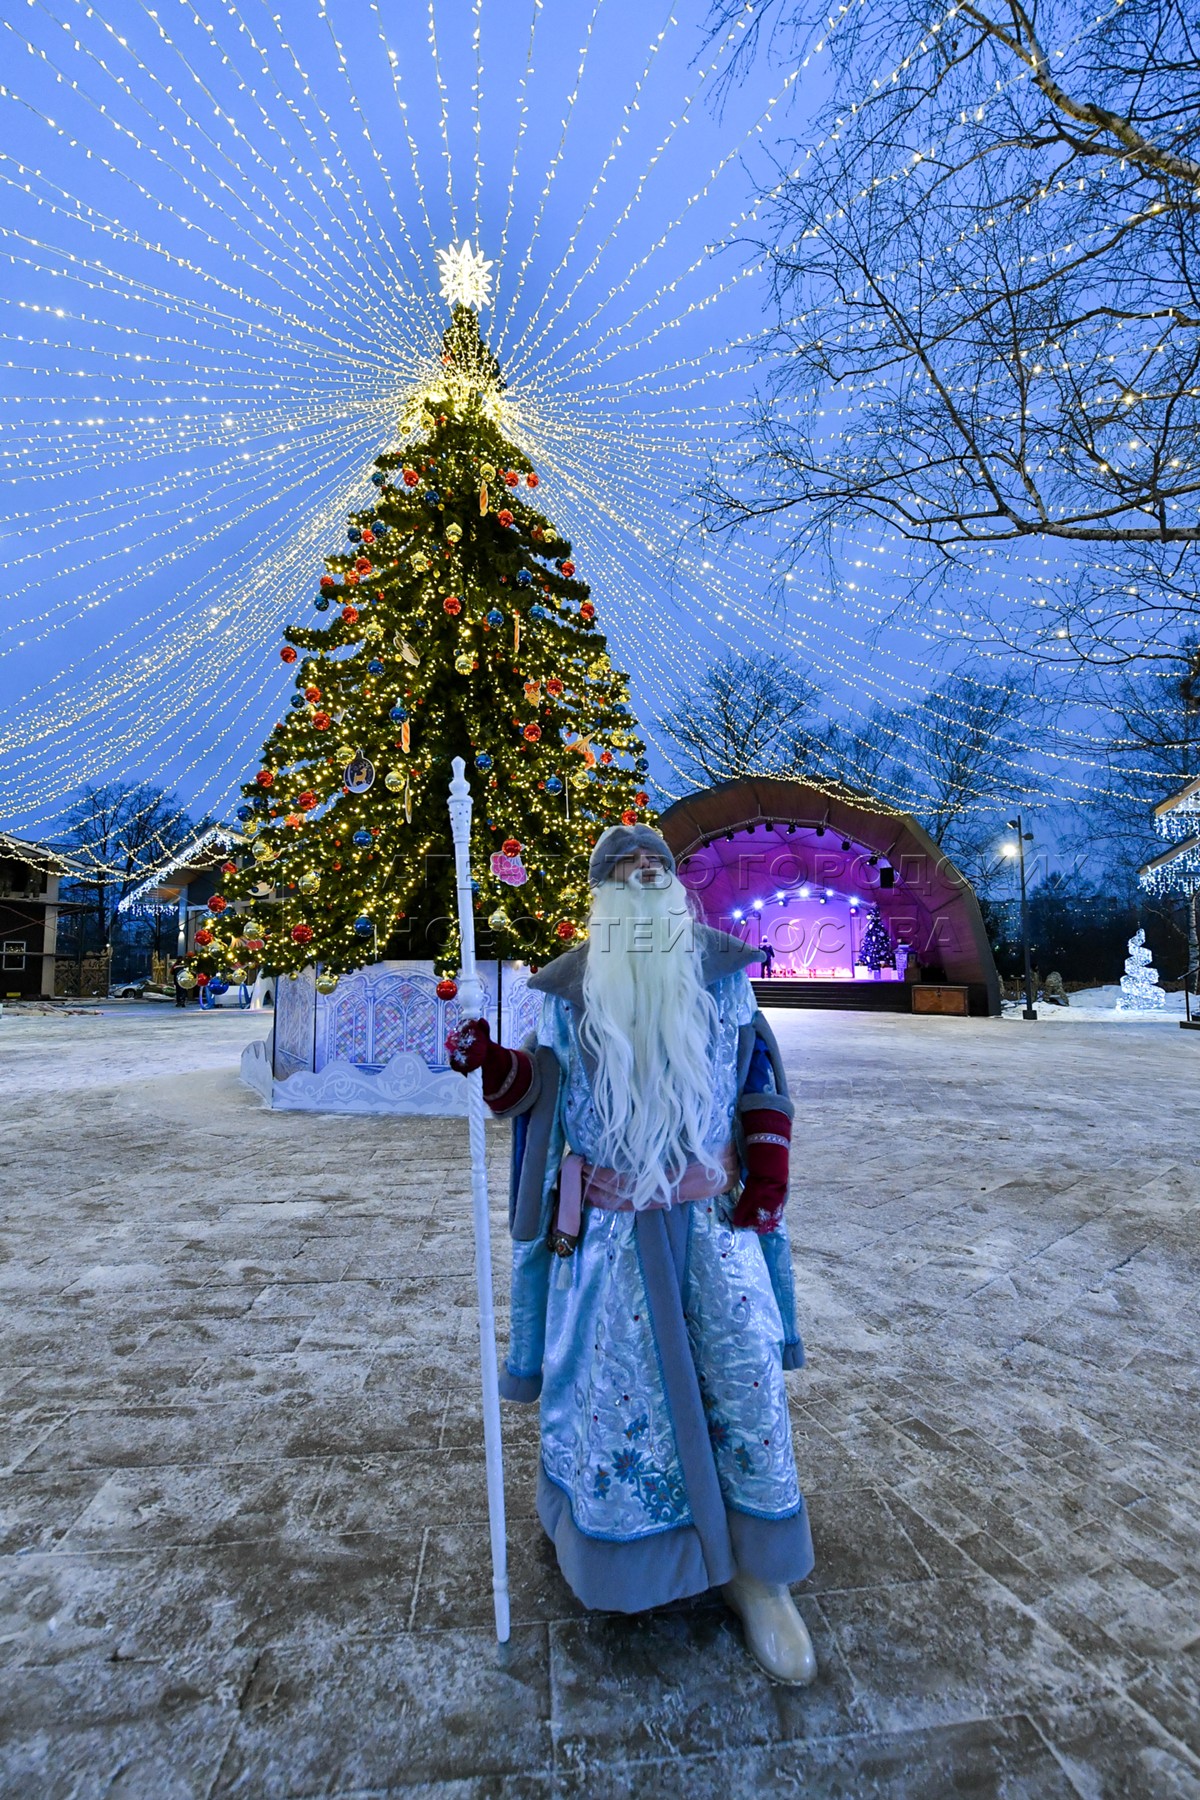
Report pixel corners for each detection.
[587,823,676,888]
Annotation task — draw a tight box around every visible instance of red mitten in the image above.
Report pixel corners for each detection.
[445,1017,534,1113]
[731,1106,792,1234]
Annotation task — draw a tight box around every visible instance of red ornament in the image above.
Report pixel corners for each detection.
[313,712,332,731]
[291,923,314,945]
[195,971,210,987]
[342,605,360,624]
[355,556,372,574]
[320,575,335,590]
[556,920,576,942]
[504,470,519,487]
[600,751,613,765]
[297,790,318,810]
[635,790,648,806]
[561,560,576,577]
[280,645,297,664]
[361,529,375,545]
[285,812,303,829]
[208,895,227,914]
[526,472,539,488]
[621,809,638,826]
[194,928,213,948]
[256,769,275,787]
[502,837,522,857]
[402,467,419,486]
[497,509,514,528]
[580,602,595,622]
[523,723,542,743]
[222,860,237,875]
[546,678,564,697]
[436,977,458,1000]
[443,594,462,615]
[304,685,321,702]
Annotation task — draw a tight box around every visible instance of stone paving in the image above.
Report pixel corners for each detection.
[2,1002,1199,1798]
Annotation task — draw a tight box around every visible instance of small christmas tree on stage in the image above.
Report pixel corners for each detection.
[1116,927,1166,1011]
[188,242,650,988]
[859,904,896,977]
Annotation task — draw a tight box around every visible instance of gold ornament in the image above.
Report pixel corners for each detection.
[385,769,404,793]
[364,621,384,642]
[316,972,340,995]
[335,743,355,763]
[455,652,474,674]
[488,909,509,930]
[298,872,320,895]
[445,522,462,545]
[480,462,496,481]
[253,840,277,863]
[412,551,431,572]
[242,818,260,839]
[176,969,197,989]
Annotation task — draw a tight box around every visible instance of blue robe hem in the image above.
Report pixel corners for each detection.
[537,1466,815,1612]
[782,1340,805,1370]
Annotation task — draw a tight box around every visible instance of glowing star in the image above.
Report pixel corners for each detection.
[436,240,494,312]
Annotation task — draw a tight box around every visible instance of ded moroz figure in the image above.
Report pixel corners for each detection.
[447,823,816,1683]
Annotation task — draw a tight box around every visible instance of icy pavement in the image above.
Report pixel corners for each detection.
[1,1004,1199,1798]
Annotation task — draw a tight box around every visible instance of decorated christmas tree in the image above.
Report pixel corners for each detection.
[1116,927,1166,1011]
[187,244,650,988]
[859,904,896,976]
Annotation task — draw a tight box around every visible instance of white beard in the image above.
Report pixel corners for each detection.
[579,870,722,1210]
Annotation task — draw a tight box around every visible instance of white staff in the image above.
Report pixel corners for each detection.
[447,755,510,1644]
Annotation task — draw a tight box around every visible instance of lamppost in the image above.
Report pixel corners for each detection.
[1004,816,1037,1021]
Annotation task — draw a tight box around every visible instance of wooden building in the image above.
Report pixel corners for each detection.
[0,833,69,1000]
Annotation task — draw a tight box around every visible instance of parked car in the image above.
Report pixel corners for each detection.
[108,980,147,999]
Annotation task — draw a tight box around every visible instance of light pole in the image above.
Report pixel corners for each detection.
[1006,815,1037,1021]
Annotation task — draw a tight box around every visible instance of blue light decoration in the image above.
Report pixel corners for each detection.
[353,915,373,936]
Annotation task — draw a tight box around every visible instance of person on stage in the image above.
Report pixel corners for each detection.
[448,824,815,1683]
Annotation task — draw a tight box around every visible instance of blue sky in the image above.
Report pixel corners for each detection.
[0,0,1120,845]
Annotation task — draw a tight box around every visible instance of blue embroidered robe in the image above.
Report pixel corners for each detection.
[499,927,814,1612]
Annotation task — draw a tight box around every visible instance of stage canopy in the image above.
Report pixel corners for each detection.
[657,777,1001,1017]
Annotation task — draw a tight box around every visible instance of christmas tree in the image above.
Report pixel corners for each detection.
[1116,928,1166,1011]
[859,904,896,975]
[187,246,650,987]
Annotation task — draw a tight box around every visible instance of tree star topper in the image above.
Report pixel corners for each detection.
[437,240,494,312]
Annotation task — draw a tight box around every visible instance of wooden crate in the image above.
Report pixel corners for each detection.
[912,984,969,1016]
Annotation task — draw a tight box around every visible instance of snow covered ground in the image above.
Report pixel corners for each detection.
[2,1004,1198,1796]
[1003,984,1193,1023]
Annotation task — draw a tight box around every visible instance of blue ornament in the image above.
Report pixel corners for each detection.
[529,604,545,621]
[352,828,373,847]
[290,694,306,709]
[367,658,384,674]
[236,804,254,821]
[347,527,361,542]
[425,490,440,507]
[207,979,229,997]
[516,569,533,587]
[373,521,389,537]
[545,774,563,795]
[389,704,408,722]
[634,757,649,774]
[354,915,374,936]
[486,608,503,627]
[370,470,386,486]
[410,616,429,634]
[613,702,630,715]
[314,595,330,611]
[475,752,494,772]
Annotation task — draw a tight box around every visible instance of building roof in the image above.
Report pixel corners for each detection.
[0,831,71,877]
[117,825,242,911]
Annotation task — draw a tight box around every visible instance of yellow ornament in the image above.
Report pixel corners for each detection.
[335,743,355,763]
[176,969,197,990]
[253,840,277,863]
[455,653,474,674]
[241,918,261,938]
[316,972,339,995]
[445,522,463,545]
[242,818,260,839]
[488,909,509,930]
[230,966,247,984]
[480,462,496,481]
[385,770,404,793]
[298,872,320,895]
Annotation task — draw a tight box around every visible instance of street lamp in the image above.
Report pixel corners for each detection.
[1005,816,1037,1021]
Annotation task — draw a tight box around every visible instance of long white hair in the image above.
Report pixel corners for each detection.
[579,868,722,1210]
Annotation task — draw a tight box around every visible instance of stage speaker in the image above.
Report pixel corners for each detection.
[879,866,895,888]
